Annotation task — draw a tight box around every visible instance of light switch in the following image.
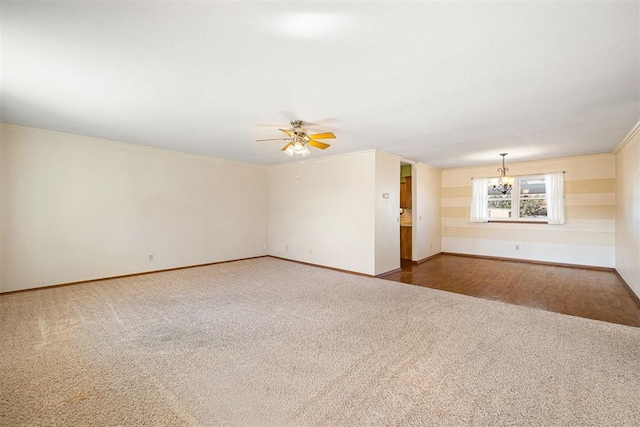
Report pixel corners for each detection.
[382,193,389,198]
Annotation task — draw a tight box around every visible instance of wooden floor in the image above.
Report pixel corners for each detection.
[380,254,640,327]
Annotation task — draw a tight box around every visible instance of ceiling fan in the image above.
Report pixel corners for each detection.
[256,120,336,157]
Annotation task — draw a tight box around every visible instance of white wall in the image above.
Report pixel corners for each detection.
[0,125,268,292]
[268,151,377,275]
[615,122,640,298]
[414,162,442,261]
[374,151,400,275]
[442,154,615,268]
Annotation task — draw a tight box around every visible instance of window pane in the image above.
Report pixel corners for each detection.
[519,177,547,219]
[488,193,511,219]
[519,198,547,218]
[488,182,509,196]
[519,178,545,196]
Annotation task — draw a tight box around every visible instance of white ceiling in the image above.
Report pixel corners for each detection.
[1,1,638,168]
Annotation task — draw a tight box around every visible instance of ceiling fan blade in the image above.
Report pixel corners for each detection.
[308,132,336,140]
[279,129,293,136]
[256,138,288,142]
[281,142,292,151]
[308,139,330,150]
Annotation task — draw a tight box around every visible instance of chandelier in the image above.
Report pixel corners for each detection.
[492,153,513,194]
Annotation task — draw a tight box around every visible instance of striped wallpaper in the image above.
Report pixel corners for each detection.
[441,154,615,267]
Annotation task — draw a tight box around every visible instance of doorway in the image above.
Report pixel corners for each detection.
[400,163,413,261]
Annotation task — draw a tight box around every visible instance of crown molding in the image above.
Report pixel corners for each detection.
[613,119,640,155]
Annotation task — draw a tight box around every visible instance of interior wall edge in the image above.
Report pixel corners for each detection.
[612,119,640,154]
[613,269,640,307]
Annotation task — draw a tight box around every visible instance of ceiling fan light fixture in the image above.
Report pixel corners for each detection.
[284,140,310,157]
[294,143,310,157]
[284,145,295,156]
[256,119,334,159]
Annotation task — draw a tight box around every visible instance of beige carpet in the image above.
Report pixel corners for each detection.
[1,257,639,426]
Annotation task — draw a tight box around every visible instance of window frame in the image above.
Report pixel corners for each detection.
[487,174,548,223]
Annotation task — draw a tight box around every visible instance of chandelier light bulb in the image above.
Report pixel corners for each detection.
[285,145,295,156]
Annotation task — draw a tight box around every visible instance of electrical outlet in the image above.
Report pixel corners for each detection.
[263,244,267,250]
[286,245,289,251]
[310,249,313,254]
[515,245,520,250]
[148,254,154,261]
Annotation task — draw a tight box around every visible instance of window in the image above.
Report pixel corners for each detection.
[487,175,547,222]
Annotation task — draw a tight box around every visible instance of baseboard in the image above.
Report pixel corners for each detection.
[376,268,402,278]
[613,270,640,308]
[412,253,442,265]
[441,252,614,272]
[268,256,375,278]
[0,255,269,295]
